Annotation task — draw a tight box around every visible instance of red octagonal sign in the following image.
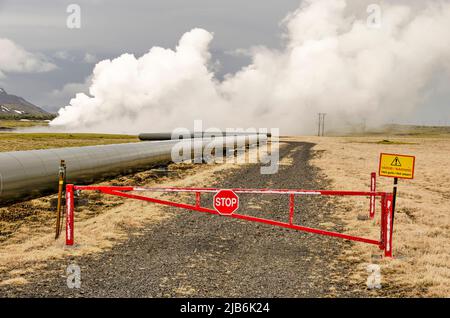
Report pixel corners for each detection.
[213,189,239,215]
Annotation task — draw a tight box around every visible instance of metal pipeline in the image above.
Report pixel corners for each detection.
[0,134,264,205]
[138,132,271,141]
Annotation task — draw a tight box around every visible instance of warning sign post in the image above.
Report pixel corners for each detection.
[379,153,415,179]
[378,152,416,257]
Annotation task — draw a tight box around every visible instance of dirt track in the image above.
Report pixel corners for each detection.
[0,141,371,297]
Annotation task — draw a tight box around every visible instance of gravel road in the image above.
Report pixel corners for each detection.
[1,141,369,297]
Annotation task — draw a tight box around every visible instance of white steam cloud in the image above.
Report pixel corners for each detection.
[51,0,450,134]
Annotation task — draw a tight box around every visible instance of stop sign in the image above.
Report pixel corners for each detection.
[213,190,239,215]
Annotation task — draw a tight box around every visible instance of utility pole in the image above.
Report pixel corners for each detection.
[321,113,326,136]
[318,113,326,136]
[318,113,321,137]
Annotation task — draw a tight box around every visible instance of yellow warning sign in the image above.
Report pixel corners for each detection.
[379,153,415,179]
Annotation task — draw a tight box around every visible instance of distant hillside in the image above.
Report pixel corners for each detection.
[0,88,49,116]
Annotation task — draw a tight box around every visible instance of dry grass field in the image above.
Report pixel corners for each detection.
[0,119,50,129]
[0,133,138,152]
[294,129,450,297]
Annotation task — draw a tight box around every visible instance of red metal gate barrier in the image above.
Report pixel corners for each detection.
[65,174,394,257]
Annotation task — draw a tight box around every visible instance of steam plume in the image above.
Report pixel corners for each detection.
[51,0,450,134]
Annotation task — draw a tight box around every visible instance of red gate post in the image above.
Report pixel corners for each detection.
[379,194,386,251]
[289,193,295,225]
[66,184,74,246]
[195,192,201,208]
[370,172,376,219]
[384,194,394,257]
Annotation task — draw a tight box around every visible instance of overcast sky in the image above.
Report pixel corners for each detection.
[0,0,301,111]
[0,0,449,125]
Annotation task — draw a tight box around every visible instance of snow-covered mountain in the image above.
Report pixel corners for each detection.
[0,88,49,116]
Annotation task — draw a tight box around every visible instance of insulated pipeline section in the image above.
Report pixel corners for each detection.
[139,132,271,141]
[0,135,263,205]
